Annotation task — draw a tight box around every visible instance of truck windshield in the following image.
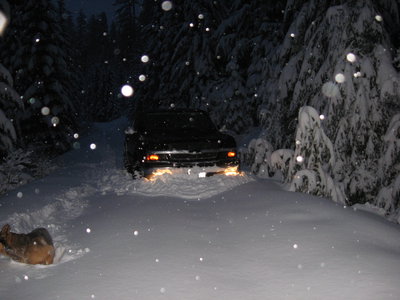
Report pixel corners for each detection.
[138,111,216,133]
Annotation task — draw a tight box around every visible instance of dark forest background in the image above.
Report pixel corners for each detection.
[0,0,400,221]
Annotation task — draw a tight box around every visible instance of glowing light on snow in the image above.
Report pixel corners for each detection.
[198,14,204,19]
[86,228,91,233]
[296,156,304,163]
[293,244,298,249]
[17,192,23,198]
[74,133,79,139]
[375,15,383,22]
[139,74,146,82]
[322,82,340,98]
[90,143,97,150]
[147,169,173,181]
[319,114,325,120]
[335,73,346,83]
[51,116,60,127]
[224,166,241,176]
[41,107,50,116]
[0,11,9,36]
[161,1,173,11]
[121,84,134,97]
[346,53,356,63]
[141,55,149,63]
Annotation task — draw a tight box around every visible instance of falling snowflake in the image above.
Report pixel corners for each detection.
[121,85,134,97]
[0,11,8,36]
[346,53,356,63]
[322,82,340,98]
[335,73,346,83]
[296,156,304,163]
[86,228,91,233]
[90,143,97,150]
[41,107,50,116]
[375,15,383,22]
[161,1,172,11]
[139,74,146,82]
[51,116,60,127]
[141,55,149,63]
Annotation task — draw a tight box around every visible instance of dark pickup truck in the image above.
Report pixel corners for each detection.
[123,110,240,179]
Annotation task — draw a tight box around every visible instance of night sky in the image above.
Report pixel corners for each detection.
[65,0,115,19]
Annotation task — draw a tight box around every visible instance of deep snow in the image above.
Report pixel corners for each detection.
[0,118,400,300]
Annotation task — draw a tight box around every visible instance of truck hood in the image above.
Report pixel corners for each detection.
[143,130,236,152]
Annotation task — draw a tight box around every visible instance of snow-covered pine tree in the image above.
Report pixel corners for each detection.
[0,0,23,159]
[9,0,78,154]
[257,0,400,208]
[375,114,400,222]
[203,0,285,133]
[86,64,120,122]
[82,13,121,122]
[57,0,84,124]
[0,63,22,159]
[288,106,346,204]
[113,0,139,69]
[135,0,230,114]
[244,137,274,178]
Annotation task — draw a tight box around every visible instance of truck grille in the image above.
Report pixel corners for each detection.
[169,152,218,162]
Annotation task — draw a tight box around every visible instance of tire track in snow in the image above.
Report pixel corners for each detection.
[97,168,254,200]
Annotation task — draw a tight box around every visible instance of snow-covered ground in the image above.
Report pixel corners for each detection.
[0,118,400,300]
